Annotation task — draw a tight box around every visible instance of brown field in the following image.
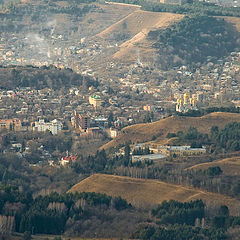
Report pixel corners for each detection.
[97,9,183,61]
[68,173,240,216]
[101,112,240,150]
[186,156,240,176]
[98,10,183,38]
[223,16,240,32]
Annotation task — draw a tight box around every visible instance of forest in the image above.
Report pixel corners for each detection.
[0,186,132,236]
[1,120,240,238]
[167,122,240,153]
[0,65,98,90]
[148,15,239,69]
[0,0,98,22]
[1,185,240,239]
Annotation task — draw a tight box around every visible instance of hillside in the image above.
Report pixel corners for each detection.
[186,156,240,176]
[98,10,183,39]
[101,112,240,150]
[68,173,240,215]
[147,15,240,69]
[224,16,240,32]
[96,9,183,62]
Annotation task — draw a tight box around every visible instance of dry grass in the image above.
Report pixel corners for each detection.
[68,173,240,216]
[98,10,183,38]
[223,16,240,32]
[101,112,240,150]
[97,9,183,61]
[186,156,240,176]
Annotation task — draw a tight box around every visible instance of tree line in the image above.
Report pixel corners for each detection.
[132,199,240,240]
[167,122,240,154]
[0,186,130,235]
[0,65,98,90]
[107,0,240,17]
[176,106,240,117]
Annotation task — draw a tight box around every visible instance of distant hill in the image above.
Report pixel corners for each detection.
[147,15,240,69]
[96,6,240,67]
[101,112,240,150]
[97,9,183,61]
[68,173,240,215]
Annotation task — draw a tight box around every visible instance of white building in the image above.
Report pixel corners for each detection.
[33,119,63,135]
[132,153,166,162]
[110,128,119,138]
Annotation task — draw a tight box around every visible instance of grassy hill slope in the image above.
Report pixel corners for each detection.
[97,9,183,62]
[68,173,240,215]
[97,10,183,39]
[186,156,240,176]
[101,112,240,150]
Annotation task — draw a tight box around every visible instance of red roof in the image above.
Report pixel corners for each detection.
[62,155,77,162]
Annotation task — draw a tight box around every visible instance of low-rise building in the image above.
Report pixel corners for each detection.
[132,153,166,162]
[89,94,103,109]
[157,145,206,157]
[0,119,22,131]
[60,155,77,166]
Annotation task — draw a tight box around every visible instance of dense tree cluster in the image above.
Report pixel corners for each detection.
[1,0,98,23]
[167,122,240,154]
[72,145,154,175]
[132,224,226,240]
[0,186,130,235]
[0,65,98,90]
[152,199,205,225]
[210,122,240,152]
[132,200,240,240]
[132,146,152,155]
[148,15,239,69]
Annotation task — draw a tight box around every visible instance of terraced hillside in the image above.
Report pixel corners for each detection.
[69,173,240,215]
[101,112,240,150]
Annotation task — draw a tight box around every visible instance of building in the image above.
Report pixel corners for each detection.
[93,117,108,129]
[143,104,155,112]
[72,111,90,132]
[89,95,103,109]
[86,127,101,137]
[0,119,22,131]
[176,92,198,113]
[159,0,187,5]
[132,153,166,162]
[110,127,119,138]
[158,145,206,157]
[78,114,90,132]
[33,119,63,135]
[60,155,77,166]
